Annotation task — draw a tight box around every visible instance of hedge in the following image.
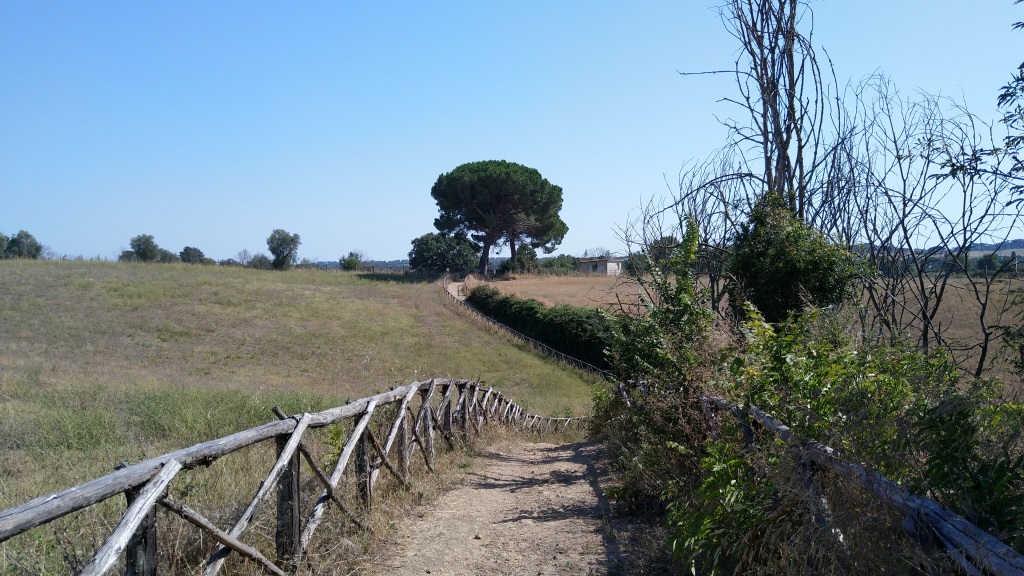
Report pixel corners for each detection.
[466,285,614,370]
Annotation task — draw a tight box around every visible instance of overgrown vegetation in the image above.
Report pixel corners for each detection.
[590,0,1024,573]
[728,193,857,323]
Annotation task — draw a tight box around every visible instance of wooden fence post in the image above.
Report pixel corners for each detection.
[275,432,301,567]
[122,474,158,576]
[444,383,455,441]
[356,431,372,509]
[417,386,437,471]
[424,402,436,469]
[458,383,470,441]
[397,412,410,481]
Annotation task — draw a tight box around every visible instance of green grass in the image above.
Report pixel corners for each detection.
[0,260,593,507]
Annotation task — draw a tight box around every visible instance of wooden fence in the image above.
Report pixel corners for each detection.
[0,378,585,575]
[703,395,1024,576]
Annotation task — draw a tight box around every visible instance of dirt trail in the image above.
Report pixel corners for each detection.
[444,279,467,301]
[363,442,612,576]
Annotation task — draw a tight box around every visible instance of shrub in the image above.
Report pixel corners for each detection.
[465,285,613,369]
[340,251,363,271]
[248,254,273,270]
[728,193,856,323]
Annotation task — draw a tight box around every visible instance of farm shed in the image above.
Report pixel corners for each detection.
[577,257,625,276]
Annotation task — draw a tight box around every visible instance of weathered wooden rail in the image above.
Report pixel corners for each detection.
[0,378,586,575]
[705,395,1024,576]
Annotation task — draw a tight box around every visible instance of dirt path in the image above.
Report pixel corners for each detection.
[444,279,467,301]
[363,442,612,576]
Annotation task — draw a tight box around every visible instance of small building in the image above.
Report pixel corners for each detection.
[577,257,625,276]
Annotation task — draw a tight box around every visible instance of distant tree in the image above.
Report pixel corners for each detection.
[540,254,579,272]
[266,229,301,270]
[340,251,363,271]
[581,247,612,259]
[237,249,253,266]
[179,246,206,264]
[976,252,1001,273]
[408,232,480,275]
[499,245,539,274]
[248,253,273,270]
[159,249,179,263]
[3,230,42,259]
[0,232,8,255]
[647,235,680,272]
[127,234,160,262]
[218,258,241,267]
[431,160,568,274]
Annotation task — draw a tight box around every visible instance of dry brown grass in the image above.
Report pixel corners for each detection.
[467,273,639,310]
[856,276,1024,389]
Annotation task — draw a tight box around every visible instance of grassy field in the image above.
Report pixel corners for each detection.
[0,261,593,510]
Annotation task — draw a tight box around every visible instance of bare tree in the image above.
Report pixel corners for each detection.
[841,76,1023,376]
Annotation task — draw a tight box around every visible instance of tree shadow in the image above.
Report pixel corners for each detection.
[355,272,436,284]
[472,441,628,570]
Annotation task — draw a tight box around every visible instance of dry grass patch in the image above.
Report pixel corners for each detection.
[468,274,639,310]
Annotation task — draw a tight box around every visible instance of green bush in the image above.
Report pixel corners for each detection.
[465,285,613,369]
[674,306,1024,565]
[540,254,579,273]
[728,193,856,323]
[499,245,539,274]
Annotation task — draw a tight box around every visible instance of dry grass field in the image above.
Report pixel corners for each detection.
[0,261,595,573]
[479,273,1024,390]
[467,273,638,309]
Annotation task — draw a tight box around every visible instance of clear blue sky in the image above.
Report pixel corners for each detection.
[1,1,1019,261]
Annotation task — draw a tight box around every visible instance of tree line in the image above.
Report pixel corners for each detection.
[0,230,43,260]
[115,230,373,272]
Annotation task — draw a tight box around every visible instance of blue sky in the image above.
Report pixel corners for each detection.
[1,1,1020,261]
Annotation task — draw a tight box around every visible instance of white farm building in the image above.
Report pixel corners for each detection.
[577,257,625,276]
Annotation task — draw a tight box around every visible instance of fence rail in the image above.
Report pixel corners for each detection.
[0,378,585,575]
[440,277,612,380]
[704,395,1024,576]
